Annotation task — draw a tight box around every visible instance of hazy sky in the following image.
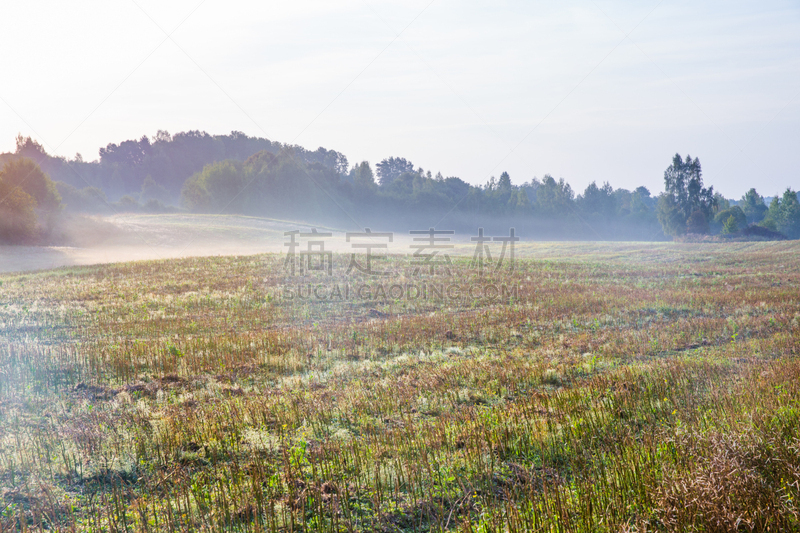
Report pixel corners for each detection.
[1,0,798,197]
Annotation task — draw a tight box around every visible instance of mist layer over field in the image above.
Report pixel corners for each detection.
[3,212,793,275]
[0,214,313,273]
[0,213,626,274]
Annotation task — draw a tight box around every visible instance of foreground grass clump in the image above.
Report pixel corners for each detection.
[0,241,798,532]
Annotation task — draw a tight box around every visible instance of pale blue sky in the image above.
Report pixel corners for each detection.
[1,0,798,197]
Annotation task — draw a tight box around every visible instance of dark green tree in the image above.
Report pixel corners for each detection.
[0,182,37,243]
[0,158,61,212]
[15,134,49,163]
[762,188,800,239]
[0,158,61,242]
[714,206,746,232]
[656,194,687,237]
[56,182,109,213]
[686,208,710,234]
[536,175,574,215]
[722,215,739,235]
[352,161,376,191]
[181,160,245,213]
[578,181,616,219]
[657,154,715,236]
[630,186,655,215]
[740,188,768,223]
[140,175,172,204]
[713,192,730,215]
[376,157,414,186]
[512,188,532,214]
[497,171,512,190]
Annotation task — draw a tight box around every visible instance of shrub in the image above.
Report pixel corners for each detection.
[0,158,61,242]
[0,185,37,243]
[722,215,739,234]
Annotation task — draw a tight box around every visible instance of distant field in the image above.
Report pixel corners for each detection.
[1,242,799,531]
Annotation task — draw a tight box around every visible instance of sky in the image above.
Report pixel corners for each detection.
[0,0,798,197]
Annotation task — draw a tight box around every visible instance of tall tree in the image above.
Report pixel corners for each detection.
[375,157,414,186]
[15,135,49,162]
[763,188,800,239]
[536,175,574,215]
[0,158,61,213]
[714,205,746,228]
[630,186,654,214]
[740,188,768,223]
[657,154,715,236]
[0,158,61,241]
[578,181,616,219]
[0,182,37,243]
[352,161,376,191]
[497,171,512,190]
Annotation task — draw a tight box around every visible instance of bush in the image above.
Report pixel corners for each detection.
[714,205,746,230]
[0,185,37,243]
[0,158,61,243]
[143,198,166,213]
[140,175,172,205]
[0,158,60,212]
[686,209,710,234]
[56,182,110,213]
[763,188,800,239]
[115,196,141,212]
[722,215,739,234]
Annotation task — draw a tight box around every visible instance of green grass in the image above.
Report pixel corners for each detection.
[0,242,798,531]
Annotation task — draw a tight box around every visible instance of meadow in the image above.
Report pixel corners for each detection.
[0,241,799,532]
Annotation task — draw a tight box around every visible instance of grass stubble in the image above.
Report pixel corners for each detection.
[0,241,798,531]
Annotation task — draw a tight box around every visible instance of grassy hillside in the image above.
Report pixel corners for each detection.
[1,242,799,531]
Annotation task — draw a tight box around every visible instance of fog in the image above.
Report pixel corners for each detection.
[1,214,288,273]
[1,212,718,275]
[0,214,499,273]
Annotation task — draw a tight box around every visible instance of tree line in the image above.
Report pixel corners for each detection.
[1,130,798,244]
[1,131,347,210]
[178,149,798,239]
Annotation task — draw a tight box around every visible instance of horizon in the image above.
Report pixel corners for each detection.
[0,129,793,202]
[1,1,798,198]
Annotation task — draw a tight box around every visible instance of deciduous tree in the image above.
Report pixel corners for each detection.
[657,154,715,236]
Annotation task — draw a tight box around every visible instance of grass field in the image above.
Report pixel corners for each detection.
[1,242,799,531]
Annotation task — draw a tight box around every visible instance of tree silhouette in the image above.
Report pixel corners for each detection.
[376,157,414,186]
[657,154,715,236]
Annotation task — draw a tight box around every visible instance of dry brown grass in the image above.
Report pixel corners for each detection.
[0,242,798,531]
